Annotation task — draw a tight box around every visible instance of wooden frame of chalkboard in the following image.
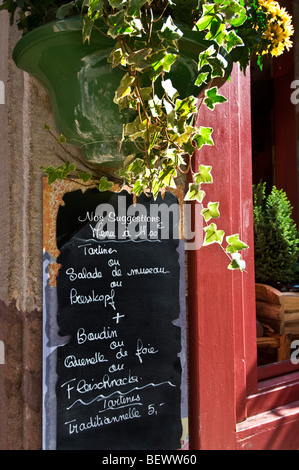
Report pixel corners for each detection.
[43,178,188,450]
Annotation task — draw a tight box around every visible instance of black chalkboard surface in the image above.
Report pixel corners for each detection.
[44,187,187,450]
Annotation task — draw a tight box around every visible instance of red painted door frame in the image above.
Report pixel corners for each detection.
[188,65,299,450]
[273,47,298,225]
[273,0,298,224]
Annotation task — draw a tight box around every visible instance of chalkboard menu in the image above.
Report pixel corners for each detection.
[43,181,188,450]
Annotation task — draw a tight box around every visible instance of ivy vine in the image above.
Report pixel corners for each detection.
[2,0,294,271]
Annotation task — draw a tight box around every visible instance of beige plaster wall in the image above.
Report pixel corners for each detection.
[0,11,79,449]
[0,14,59,313]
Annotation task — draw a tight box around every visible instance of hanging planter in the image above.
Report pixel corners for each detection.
[12,16,222,166]
[13,17,138,166]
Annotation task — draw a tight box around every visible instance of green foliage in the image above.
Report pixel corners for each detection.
[0,0,84,34]
[253,182,299,284]
[4,0,291,271]
[201,201,219,222]
[204,86,227,110]
[226,233,248,253]
[203,223,224,246]
[97,176,114,191]
[40,161,76,184]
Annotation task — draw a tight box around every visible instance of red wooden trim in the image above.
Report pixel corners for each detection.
[188,55,299,449]
[236,70,258,401]
[259,370,299,393]
[188,66,256,449]
[188,232,201,450]
[258,360,299,381]
[273,35,298,224]
[247,374,299,417]
[232,66,258,418]
[236,400,299,450]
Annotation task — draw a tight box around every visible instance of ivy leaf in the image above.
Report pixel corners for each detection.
[148,50,177,81]
[125,115,143,135]
[139,87,153,101]
[160,166,177,188]
[78,170,92,183]
[148,96,162,118]
[203,223,224,245]
[84,0,105,16]
[201,202,220,222]
[58,133,67,143]
[151,177,161,199]
[195,4,216,31]
[225,30,244,52]
[41,161,76,185]
[163,148,185,166]
[132,179,146,196]
[107,9,141,38]
[108,47,128,68]
[97,176,114,192]
[126,0,149,17]
[194,164,213,184]
[209,53,228,78]
[127,48,151,71]
[163,53,178,72]
[108,0,127,8]
[127,157,146,176]
[164,98,174,115]
[204,86,227,110]
[107,10,125,38]
[147,50,165,80]
[175,96,197,117]
[198,45,216,69]
[195,16,212,33]
[123,153,136,167]
[193,127,214,149]
[195,71,209,87]
[183,137,196,156]
[158,15,183,45]
[226,233,249,253]
[220,0,247,27]
[116,166,131,184]
[41,166,61,185]
[228,253,246,271]
[184,183,206,203]
[114,73,135,104]
[161,79,178,101]
[205,17,226,45]
[82,14,94,44]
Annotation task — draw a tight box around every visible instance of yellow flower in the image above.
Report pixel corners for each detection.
[256,0,294,57]
[259,0,279,15]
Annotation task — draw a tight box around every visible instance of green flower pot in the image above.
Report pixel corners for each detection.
[12,17,228,166]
